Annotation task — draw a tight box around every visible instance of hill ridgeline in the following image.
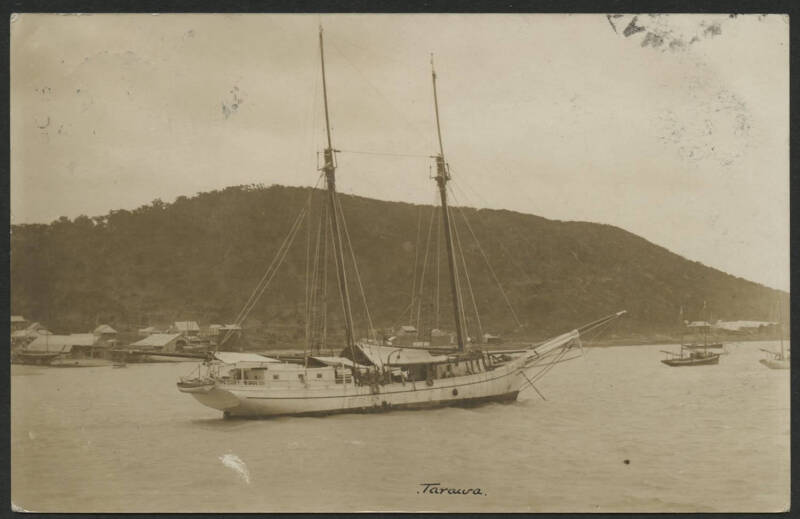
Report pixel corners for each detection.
[10,184,787,346]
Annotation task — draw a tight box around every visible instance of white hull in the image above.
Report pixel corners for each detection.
[760,358,790,370]
[189,356,527,418]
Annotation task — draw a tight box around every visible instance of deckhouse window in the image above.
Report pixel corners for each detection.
[273,374,280,380]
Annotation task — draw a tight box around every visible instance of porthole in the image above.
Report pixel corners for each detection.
[452,388,458,396]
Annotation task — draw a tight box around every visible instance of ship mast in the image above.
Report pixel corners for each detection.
[430,56,466,352]
[319,26,356,351]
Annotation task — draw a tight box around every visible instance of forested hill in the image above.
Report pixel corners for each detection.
[10,184,787,345]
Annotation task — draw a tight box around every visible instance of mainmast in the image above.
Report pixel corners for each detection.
[319,26,356,351]
[430,56,466,352]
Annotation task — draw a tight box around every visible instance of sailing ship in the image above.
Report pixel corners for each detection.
[661,304,720,367]
[660,346,720,367]
[681,305,724,350]
[177,26,626,418]
[760,301,789,370]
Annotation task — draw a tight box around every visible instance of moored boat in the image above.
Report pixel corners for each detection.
[759,355,789,370]
[661,349,720,367]
[759,300,789,370]
[663,302,723,366]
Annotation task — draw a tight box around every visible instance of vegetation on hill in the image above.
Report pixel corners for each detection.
[10,184,787,348]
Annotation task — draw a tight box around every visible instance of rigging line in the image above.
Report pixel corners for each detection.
[451,206,484,343]
[230,205,306,327]
[304,189,314,352]
[336,149,434,159]
[393,301,415,329]
[409,207,423,325]
[321,201,330,351]
[519,369,547,400]
[305,201,325,354]
[315,195,328,350]
[414,204,437,335]
[451,230,469,343]
[335,193,375,339]
[528,343,572,384]
[327,39,431,140]
[435,204,442,330]
[449,216,468,344]
[229,176,322,329]
[230,175,323,333]
[449,177,538,286]
[448,185,523,328]
[576,315,625,358]
[236,210,307,325]
[219,207,308,349]
[454,182,537,284]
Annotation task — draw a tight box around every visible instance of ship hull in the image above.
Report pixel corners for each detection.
[760,358,790,370]
[188,359,526,418]
[661,355,719,367]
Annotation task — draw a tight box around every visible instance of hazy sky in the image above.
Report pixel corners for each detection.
[11,14,789,290]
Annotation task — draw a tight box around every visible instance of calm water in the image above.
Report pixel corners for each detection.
[11,341,790,512]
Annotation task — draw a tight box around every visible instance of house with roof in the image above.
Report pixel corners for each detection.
[90,324,119,348]
[138,326,160,337]
[20,333,109,364]
[171,321,200,337]
[129,333,186,353]
[713,320,778,335]
[685,321,712,329]
[93,324,118,338]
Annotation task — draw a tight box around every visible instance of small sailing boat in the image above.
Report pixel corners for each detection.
[661,346,720,367]
[177,26,626,418]
[662,303,720,367]
[760,301,789,370]
[680,303,725,350]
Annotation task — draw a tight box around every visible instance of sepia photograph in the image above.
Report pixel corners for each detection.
[10,13,789,512]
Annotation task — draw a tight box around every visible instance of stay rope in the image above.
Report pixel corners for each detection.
[335,193,375,339]
[218,179,321,350]
[447,185,523,328]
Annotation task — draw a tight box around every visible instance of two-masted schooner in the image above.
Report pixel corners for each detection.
[177,27,625,418]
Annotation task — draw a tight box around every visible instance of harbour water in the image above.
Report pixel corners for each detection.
[11,341,790,512]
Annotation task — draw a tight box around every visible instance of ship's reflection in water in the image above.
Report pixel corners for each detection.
[11,340,789,513]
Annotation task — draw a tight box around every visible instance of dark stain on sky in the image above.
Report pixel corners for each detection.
[608,14,731,52]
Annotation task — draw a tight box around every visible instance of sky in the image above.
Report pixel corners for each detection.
[10,14,789,291]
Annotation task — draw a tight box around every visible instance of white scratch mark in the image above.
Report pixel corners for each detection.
[219,453,251,484]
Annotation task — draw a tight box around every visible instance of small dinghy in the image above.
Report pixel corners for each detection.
[177,377,216,393]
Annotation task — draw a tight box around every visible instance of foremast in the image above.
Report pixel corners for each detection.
[319,26,356,352]
[430,56,466,352]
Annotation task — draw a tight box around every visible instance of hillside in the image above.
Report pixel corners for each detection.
[10,184,787,347]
